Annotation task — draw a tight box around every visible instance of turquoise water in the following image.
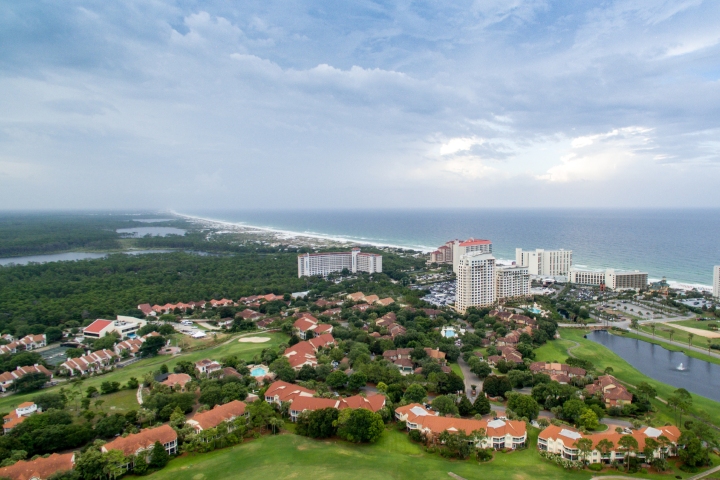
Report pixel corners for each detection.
[250,366,268,377]
[185,209,720,286]
[443,330,456,338]
[528,308,542,314]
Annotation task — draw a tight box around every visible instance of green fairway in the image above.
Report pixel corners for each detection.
[673,319,719,332]
[0,332,288,412]
[623,328,720,366]
[146,428,707,480]
[636,323,719,355]
[537,329,720,427]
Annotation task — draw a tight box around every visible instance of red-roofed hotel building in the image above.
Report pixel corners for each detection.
[298,248,381,277]
[451,238,492,274]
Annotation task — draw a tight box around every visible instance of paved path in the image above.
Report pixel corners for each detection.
[456,356,481,402]
[591,463,720,480]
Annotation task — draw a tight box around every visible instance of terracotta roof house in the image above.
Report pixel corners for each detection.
[59,349,118,376]
[538,424,681,463]
[3,402,39,434]
[0,453,74,480]
[394,358,414,373]
[0,342,18,355]
[137,303,155,316]
[352,304,372,312]
[363,294,380,304]
[347,292,365,302]
[256,318,274,329]
[102,425,178,463]
[585,375,633,407]
[188,400,247,433]
[529,362,586,383]
[424,348,447,364]
[423,309,442,318]
[341,394,386,412]
[376,298,395,307]
[195,359,222,375]
[323,308,342,317]
[293,315,333,340]
[289,396,343,421]
[17,334,47,350]
[237,309,263,321]
[264,380,315,405]
[395,403,437,428]
[210,298,236,307]
[0,364,52,392]
[162,373,192,391]
[115,338,144,357]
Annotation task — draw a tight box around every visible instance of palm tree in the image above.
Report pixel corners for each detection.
[650,323,656,337]
[708,338,713,353]
[688,332,694,347]
[667,329,675,343]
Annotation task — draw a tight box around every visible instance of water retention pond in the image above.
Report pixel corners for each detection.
[586,330,720,403]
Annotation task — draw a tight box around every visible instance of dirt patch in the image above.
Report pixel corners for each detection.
[238,337,271,343]
[665,323,720,338]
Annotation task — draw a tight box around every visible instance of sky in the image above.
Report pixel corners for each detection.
[1,0,719,210]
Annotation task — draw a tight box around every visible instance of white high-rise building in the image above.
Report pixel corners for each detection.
[455,251,496,313]
[496,265,530,301]
[452,238,492,273]
[515,248,573,276]
[297,248,382,277]
[569,267,648,290]
[713,266,720,299]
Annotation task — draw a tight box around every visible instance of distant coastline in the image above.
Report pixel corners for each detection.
[173,210,714,292]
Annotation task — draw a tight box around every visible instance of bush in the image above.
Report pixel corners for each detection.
[408,429,423,443]
[588,463,602,471]
[476,448,493,462]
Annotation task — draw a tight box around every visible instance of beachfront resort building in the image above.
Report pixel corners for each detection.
[297,248,382,277]
[569,268,648,290]
[429,240,455,264]
[515,248,573,276]
[456,251,496,313]
[451,238,492,273]
[714,266,720,299]
[83,316,146,339]
[495,265,531,301]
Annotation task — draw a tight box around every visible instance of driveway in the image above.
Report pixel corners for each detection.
[456,356,482,402]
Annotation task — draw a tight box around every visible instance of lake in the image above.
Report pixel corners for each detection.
[586,330,720,402]
[116,227,186,237]
[0,249,176,266]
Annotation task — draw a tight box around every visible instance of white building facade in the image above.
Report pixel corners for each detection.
[515,248,573,276]
[456,252,496,313]
[714,266,720,299]
[452,239,492,273]
[297,248,382,277]
[495,265,530,301]
[569,268,648,290]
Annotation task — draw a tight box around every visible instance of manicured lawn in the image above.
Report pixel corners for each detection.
[146,428,708,480]
[450,362,464,379]
[540,329,720,428]
[674,319,720,332]
[0,332,288,412]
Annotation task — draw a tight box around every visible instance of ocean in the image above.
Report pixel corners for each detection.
[182,209,720,288]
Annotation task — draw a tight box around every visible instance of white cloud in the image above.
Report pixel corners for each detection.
[439,137,484,155]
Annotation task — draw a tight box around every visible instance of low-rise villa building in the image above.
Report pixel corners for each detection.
[0,453,74,480]
[3,402,40,433]
[195,359,222,376]
[264,380,316,406]
[102,425,178,469]
[395,404,527,450]
[187,400,248,433]
[0,364,53,392]
[538,424,681,464]
[584,375,633,408]
[161,373,193,391]
[530,362,586,384]
[59,349,118,376]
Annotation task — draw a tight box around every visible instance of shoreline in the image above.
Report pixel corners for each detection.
[171,211,715,292]
[171,210,435,253]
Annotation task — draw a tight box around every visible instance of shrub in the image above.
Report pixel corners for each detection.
[588,463,602,471]
[408,429,423,443]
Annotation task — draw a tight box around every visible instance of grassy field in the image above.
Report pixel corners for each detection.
[538,329,720,427]
[638,323,718,351]
[674,319,720,332]
[0,332,288,413]
[145,427,711,480]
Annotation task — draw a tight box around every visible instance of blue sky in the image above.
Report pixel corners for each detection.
[1,0,719,209]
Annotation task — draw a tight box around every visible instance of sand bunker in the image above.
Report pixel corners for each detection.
[238,337,271,343]
[665,323,720,339]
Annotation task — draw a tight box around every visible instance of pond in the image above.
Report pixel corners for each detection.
[586,330,720,402]
[116,227,186,237]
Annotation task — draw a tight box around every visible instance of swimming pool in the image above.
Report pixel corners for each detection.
[528,307,542,314]
[250,366,269,377]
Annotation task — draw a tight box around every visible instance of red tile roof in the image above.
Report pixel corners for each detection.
[0,453,74,480]
[189,400,246,430]
[459,238,491,246]
[102,425,176,456]
[83,319,113,333]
